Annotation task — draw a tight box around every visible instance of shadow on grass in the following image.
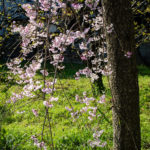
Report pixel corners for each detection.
[1,60,150,79]
[138,65,150,76]
[40,62,86,79]
[0,59,86,81]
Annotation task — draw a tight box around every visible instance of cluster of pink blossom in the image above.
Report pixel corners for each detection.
[12,22,38,56]
[92,12,103,31]
[75,67,92,79]
[85,0,100,10]
[39,0,66,13]
[75,67,102,83]
[73,5,113,83]
[43,96,58,108]
[66,92,106,121]
[49,28,90,67]
[6,57,21,72]
[125,51,132,58]
[9,92,23,103]
[42,79,57,94]
[106,23,114,34]
[101,65,112,76]
[88,129,107,148]
[6,58,44,103]
[22,4,36,22]
[71,3,83,11]
[65,92,107,146]
[32,109,38,117]
[31,135,47,150]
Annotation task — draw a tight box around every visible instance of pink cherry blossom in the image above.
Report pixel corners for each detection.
[125,51,132,58]
[43,101,53,108]
[72,3,83,11]
[98,95,106,104]
[32,109,38,117]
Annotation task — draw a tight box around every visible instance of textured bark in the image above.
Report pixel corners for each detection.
[102,0,141,150]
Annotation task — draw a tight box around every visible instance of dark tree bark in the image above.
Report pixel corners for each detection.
[102,0,141,150]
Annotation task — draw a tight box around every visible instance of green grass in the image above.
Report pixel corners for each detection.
[0,64,150,150]
[138,66,150,150]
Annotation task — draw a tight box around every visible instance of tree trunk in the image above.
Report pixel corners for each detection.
[102,0,141,149]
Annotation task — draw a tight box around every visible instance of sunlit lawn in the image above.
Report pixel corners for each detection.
[0,64,150,149]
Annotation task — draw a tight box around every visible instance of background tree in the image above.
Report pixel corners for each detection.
[132,0,150,46]
[102,0,141,149]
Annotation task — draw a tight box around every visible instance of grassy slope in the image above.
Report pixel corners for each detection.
[0,64,150,150]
